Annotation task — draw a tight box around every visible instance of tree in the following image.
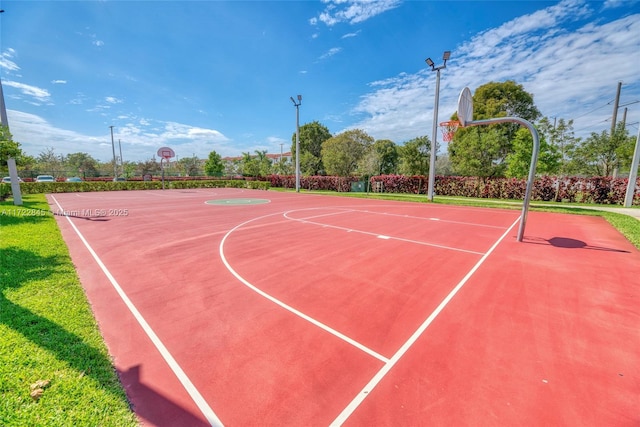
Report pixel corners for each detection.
[139,157,160,176]
[0,125,27,172]
[449,127,505,177]
[398,136,430,176]
[240,150,271,177]
[373,139,398,174]
[177,155,201,176]
[536,117,580,176]
[449,81,541,177]
[272,156,293,175]
[36,147,64,177]
[505,128,560,178]
[204,150,224,177]
[300,151,323,176]
[66,152,99,177]
[569,122,634,177]
[321,129,373,176]
[253,150,272,177]
[292,121,332,175]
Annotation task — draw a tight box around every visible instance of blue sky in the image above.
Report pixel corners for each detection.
[1,0,639,163]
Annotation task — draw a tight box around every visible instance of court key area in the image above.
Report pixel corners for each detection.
[47,188,640,426]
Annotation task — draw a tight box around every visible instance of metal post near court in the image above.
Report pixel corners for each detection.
[624,125,640,207]
[425,51,450,202]
[109,126,117,180]
[290,95,302,192]
[456,86,539,242]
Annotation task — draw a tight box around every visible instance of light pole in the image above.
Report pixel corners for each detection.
[118,139,123,176]
[0,9,22,205]
[425,50,450,202]
[290,95,302,192]
[109,126,117,179]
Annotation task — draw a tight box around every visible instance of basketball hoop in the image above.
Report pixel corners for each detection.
[439,120,460,142]
[156,146,176,160]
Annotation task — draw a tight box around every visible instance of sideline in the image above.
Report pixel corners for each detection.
[50,195,224,427]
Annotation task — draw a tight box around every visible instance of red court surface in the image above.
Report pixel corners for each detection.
[47,188,640,426]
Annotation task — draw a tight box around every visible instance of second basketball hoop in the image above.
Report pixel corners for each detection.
[439,120,460,142]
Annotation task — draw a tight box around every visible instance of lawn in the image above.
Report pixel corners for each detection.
[0,194,138,426]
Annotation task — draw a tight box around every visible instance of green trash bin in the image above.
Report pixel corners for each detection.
[350,181,365,192]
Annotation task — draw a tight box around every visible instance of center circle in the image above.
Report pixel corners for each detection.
[206,198,271,206]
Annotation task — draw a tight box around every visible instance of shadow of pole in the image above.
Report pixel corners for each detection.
[118,365,210,427]
[523,236,630,253]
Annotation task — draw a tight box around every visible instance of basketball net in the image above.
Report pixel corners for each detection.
[439,120,460,142]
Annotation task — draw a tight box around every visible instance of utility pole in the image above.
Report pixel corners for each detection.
[118,139,123,176]
[611,81,622,137]
[109,126,117,179]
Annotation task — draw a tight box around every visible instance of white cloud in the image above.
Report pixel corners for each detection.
[51,80,67,84]
[342,31,360,39]
[7,109,234,162]
[0,49,20,72]
[93,40,104,47]
[319,47,342,60]
[105,96,122,104]
[2,80,51,103]
[348,1,640,145]
[603,0,638,9]
[314,0,401,26]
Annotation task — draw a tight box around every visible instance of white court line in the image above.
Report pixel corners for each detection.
[347,208,507,229]
[330,215,521,426]
[219,212,390,364]
[283,211,484,255]
[50,196,224,427]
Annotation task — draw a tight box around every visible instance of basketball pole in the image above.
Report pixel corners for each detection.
[463,116,540,242]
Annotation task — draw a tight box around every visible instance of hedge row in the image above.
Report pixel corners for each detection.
[431,175,639,205]
[268,175,359,192]
[0,179,269,199]
[267,174,639,205]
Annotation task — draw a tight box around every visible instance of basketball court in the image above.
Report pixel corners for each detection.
[47,188,640,426]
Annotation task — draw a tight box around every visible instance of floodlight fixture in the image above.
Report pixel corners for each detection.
[443,50,451,61]
[297,94,302,102]
[425,57,434,67]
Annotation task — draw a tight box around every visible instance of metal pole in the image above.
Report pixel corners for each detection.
[1,76,22,205]
[161,158,165,190]
[464,116,540,242]
[109,126,117,179]
[624,125,640,207]
[118,139,123,176]
[291,95,302,192]
[428,68,440,201]
[296,104,300,192]
[610,81,622,137]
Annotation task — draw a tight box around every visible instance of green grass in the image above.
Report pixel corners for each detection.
[0,194,138,427]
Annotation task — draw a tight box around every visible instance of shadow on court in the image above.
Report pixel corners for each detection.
[524,236,631,253]
[118,365,209,427]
